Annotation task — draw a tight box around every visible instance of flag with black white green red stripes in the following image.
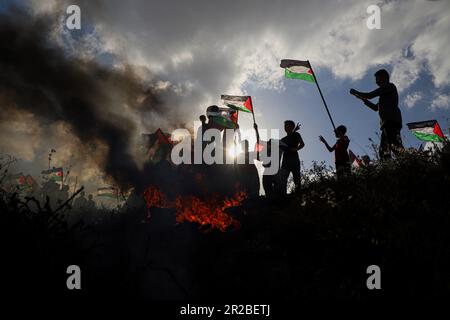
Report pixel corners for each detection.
[407,120,445,142]
[221,95,253,113]
[280,59,315,82]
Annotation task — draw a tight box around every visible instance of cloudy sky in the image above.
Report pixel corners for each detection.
[1,0,449,192]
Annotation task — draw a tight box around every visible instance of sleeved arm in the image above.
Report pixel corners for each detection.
[356,87,382,99]
[298,134,305,149]
[363,99,378,111]
[329,143,336,152]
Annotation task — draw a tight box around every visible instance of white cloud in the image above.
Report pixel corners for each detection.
[391,57,422,93]
[431,93,450,110]
[404,92,422,109]
[26,0,450,107]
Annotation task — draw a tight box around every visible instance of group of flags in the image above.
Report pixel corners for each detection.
[2,173,35,192]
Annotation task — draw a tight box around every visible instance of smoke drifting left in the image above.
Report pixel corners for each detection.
[0,6,174,189]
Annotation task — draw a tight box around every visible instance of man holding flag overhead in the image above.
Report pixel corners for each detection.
[350,69,403,160]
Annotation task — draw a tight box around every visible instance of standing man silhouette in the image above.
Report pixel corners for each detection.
[350,69,403,160]
[280,120,305,194]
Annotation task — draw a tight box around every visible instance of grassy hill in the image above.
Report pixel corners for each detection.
[1,144,449,300]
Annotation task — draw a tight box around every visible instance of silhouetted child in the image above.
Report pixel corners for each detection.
[319,125,350,180]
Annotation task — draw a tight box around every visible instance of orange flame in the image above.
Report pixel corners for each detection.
[143,185,171,219]
[143,186,246,232]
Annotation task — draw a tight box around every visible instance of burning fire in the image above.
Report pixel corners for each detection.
[143,186,247,232]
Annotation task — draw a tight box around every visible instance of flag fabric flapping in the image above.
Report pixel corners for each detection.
[407,120,445,142]
[4,173,34,192]
[141,128,173,163]
[348,149,362,168]
[97,187,119,198]
[221,95,253,113]
[207,107,238,129]
[280,59,315,83]
[41,167,63,181]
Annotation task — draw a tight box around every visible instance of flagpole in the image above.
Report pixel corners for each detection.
[249,96,260,161]
[307,60,336,131]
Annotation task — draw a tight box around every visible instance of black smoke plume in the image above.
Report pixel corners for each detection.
[0,6,167,189]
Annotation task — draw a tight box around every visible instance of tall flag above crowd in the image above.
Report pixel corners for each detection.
[280,59,336,131]
[280,59,315,83]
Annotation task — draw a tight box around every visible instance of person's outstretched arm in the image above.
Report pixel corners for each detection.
[361,98,378,111]
[319,136,334,152]
[350,89,379,112]
[350,87,381,100]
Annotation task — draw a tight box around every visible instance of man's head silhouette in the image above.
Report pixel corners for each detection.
[374,69,390,87]
[284,120,295,134]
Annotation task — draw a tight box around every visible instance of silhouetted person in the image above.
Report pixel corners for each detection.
[362,155,371,167]
[350,69,403,160]
[280,120,305,194]
[73,190,88,210]
[56,184,70,207]
[206,105,223,158]
[41,179,60,210]
[319,125,350,180]
[86,194,96,211]
[199,114,207,129]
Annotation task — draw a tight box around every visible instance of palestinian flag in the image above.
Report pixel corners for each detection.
[142,128,173,164]
[41,167,63,181]
[97,187,119,198]
[207,107,238,129]
[4,173,33,192]
[7,173,26,185]
[348,150,362,168]
[221,95,253,113]
[407,120,445,143]
[280,59,315,83]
